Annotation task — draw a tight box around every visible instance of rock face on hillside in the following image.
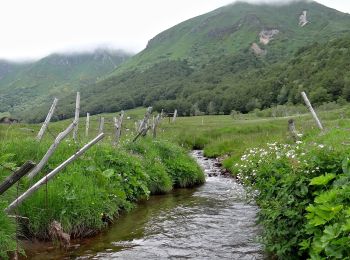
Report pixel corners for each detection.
[299,10,309,27]
[259,29,280,45]
[251,43,266,55]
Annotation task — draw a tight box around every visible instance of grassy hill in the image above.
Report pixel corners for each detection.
[0,49,132,120]
[56,0,348,120]
[115,0,350,72]
[2,0,350,122]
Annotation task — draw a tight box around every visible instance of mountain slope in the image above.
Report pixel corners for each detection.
[114,0,350,73]
[4,0,350,122]
[0,49,131,118]
[63,0,350,118]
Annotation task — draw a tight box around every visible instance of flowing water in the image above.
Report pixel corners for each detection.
[23,150,263,259]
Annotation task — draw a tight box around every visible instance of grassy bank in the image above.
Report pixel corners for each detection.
[154,106,350,259]
[0,122,204,258]
[1,105,350,258]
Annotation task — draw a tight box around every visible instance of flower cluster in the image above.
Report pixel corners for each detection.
[233,141,328,184]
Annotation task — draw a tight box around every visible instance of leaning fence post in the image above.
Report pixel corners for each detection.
[36,98,58,141]
[73,92,80,142]
[85,113,90,138]
[0,161,36,195]
[301,92,323,130]
[133,107,152,142]
[5,133,105,213]
[27,121,77,179]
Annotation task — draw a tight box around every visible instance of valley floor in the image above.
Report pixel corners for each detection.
[1,105,350,259]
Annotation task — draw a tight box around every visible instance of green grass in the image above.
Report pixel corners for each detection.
[1,104,350,258]
[0,116,204,257]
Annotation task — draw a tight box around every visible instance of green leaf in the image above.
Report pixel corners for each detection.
[102,169,115,178]
[341,219,350,232]
[314,189,338,204]
[310,173,336,186]
[342,157,350,175]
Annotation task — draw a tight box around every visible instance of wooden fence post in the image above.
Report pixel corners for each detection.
[152,114,161,138]
[288,119,299,142]
[172,109,177,123]
[301,92,323,130]
[85,113,90,137]
[98,117,104,134]
[5,133,105,213]
[0,161,36,195]
[133,107,152,142]
[113,111,124,146]
[36,98,58,141]
[73,92,80,142]
[27,121,77,179]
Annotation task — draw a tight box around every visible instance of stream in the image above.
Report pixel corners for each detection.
[23,150,263,259]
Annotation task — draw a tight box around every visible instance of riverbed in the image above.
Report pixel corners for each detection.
[23,150,263,259]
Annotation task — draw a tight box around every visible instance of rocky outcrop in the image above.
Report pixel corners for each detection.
[299,10,309,27]
[259,29,279,45]
[251,43,266,56]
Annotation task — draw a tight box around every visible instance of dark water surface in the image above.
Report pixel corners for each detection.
[23,150,263,259]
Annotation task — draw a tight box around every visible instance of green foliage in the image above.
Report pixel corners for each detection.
[0,135,204,256]
[0,50,131,122]
[0,202,16,260]
[232,129,350,258]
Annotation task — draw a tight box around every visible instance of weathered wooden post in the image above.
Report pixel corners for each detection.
[85,113,90,137]
[73,92,80,142]
[133,107,152,142]
[98,117,104,134]
[152,114,161,138]
[288,119,299,142]
[36,98,58,141]
[301,92,323,130]
[172,109,177,123]
[5,133,105,213]
[27,121,78,179]
[113,111,124,146]
[0,161,36,195]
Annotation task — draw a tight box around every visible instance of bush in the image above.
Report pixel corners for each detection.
[232,129,350,258]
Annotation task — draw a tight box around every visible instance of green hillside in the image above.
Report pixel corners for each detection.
[59,0,349,119]
[0,49,131,119]
[3,0,350,122]
[115,0,350,71]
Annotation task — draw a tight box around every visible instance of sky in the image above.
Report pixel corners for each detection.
[0,0,349,61]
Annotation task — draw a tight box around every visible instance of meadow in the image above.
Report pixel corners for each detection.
[1,104,350,259]
[0,109,204,259]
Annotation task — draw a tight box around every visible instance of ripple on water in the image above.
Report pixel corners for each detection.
[24,150,263,260]
[97,150,263,259]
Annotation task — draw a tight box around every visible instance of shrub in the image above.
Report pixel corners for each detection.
[232,129,350,259]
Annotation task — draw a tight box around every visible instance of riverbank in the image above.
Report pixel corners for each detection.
[21,150,263,259]
[0,137,204,259]
[154,108,350,258]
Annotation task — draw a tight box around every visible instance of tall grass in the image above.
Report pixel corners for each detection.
[0,202,16,260]
[0,131,204,257]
